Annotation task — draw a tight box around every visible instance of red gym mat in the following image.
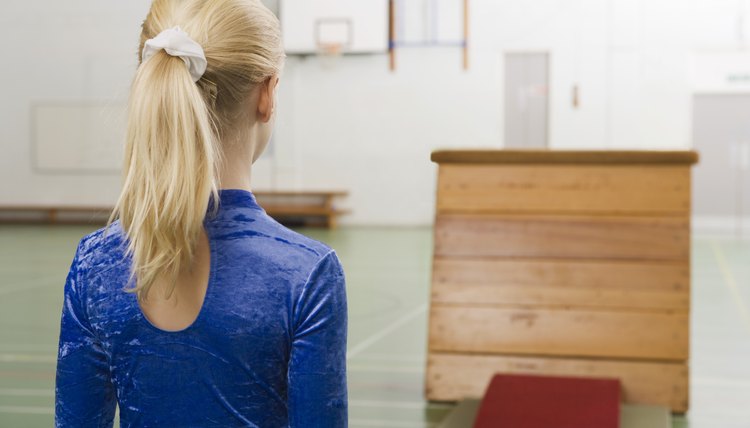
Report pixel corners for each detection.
[473,374,621,428]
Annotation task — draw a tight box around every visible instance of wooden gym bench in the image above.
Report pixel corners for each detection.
[253,190,349,228]
[0,190,349,229]
[0,206,113,225]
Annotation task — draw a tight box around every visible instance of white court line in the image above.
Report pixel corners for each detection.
[349,399,452,410]
[351,354,425,363]
[347,303,428,360]
[0,405,54,415]
[0,388,53,397]
[0,354,56,363]
[348,365,424,374]
[350,419,434,428]
[710,241,750,334]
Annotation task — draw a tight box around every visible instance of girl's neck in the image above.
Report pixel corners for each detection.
[218,130,256,191]
[219,161,252,191]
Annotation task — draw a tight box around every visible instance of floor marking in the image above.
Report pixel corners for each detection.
[710,241,750,334]
[0,354,56,363]
[0,405,54,415]
[350,354,425,363]
[350,419,435,428]
[347,303,428,360]
[349,399,452,410]
[348,365,424,374]
[0,388,53,397]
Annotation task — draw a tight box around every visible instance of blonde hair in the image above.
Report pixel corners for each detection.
[109,0,284,299]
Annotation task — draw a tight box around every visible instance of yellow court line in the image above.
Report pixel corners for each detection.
[710,241,750,335]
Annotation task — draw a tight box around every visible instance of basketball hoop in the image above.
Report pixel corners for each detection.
[317,42,344,69]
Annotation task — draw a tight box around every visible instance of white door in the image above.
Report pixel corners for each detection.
[504,53,549,148]
[693,94,750,236]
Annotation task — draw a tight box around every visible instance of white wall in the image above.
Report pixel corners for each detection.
[2,0,750,225]
[0,0,151,206]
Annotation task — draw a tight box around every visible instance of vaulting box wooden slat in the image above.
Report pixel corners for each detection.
[426,353,689,413]
[437,164,691,215]
[426,149,698,413]
[429,305,689,360]
[431,258,690,310]
[434,214,690,261]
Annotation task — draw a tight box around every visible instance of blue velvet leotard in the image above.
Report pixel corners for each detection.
[55,189,348,427]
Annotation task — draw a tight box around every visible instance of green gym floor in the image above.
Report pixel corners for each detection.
[0,225,748,427]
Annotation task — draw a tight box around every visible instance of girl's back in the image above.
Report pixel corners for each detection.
[56,189,347,427]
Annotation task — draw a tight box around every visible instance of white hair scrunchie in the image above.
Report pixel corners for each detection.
[142,26,207,82]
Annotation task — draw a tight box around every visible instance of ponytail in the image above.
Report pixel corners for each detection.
[109,0,284,300]
[110,49,219,300]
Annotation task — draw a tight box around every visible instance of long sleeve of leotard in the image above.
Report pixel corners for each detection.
[55,240,117,428]
[287,250,348,427]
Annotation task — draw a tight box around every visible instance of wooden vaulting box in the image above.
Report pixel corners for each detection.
[425,149,699,413]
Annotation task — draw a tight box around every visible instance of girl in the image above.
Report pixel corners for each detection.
[54,0,348,426]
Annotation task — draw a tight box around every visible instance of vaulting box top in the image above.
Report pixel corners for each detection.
[431,149,699,165]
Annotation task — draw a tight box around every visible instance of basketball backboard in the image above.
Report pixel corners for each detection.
[280,0,389,55]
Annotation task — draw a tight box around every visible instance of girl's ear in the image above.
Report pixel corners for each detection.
[257,76,279,123]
